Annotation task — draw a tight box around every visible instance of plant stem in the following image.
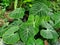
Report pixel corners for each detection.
[20,0,23,7]
[14,0,18,9]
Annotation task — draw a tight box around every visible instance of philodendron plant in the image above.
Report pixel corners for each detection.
[0,0,60,45]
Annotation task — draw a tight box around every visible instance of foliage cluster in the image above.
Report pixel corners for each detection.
[0,0,60,45]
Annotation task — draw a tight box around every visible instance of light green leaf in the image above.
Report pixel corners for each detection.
[35,39,44,45]
[40,29,59,39]
[19,23,38,42]
[51,12,60,28]
[41,20,54,30]
[27,15,41,27]
[26,37,35,45]
[2,26,20,44]
[9,8,25,19]
[30,2,51,16]
[11,19,23,26]
[26,37,44,45]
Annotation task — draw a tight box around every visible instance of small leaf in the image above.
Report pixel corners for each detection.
[35,39,44,45]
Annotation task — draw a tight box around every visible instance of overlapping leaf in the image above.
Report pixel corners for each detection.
[2,26,20,44]
[26,37,44,45]
[9,8,25,19]
[19,23,38,42]
[51,12,60,28]
[40,29,59,39]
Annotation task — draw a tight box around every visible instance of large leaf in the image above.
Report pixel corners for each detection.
[9,8,25,19]
[30,2,51,16]
[19,23,38,42]
[34,0,51,7]
[2,26,20,44]
[40,29,59,39]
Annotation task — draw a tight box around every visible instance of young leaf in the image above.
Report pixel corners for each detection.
[35,39,44,45]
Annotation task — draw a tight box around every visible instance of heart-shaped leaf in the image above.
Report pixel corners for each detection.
[2,26,20,44]
[19,23,38,42]
[40,29,59,39]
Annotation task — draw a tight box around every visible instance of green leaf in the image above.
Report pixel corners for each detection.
[27,15,41,27]
[30,2,51,16]
[2,26,20,44]
[40,29,59,39]
[13,41,25,45]
[34,0,51,7]
[35,15,41,27]
[19,23,38,42]
[26,37,35,45]
[9,8,25,19]
[51,12,60,28]
[11,19,23,26]
[26,37,44,45]
[41,21,54,30]
[0,22,9,37]
[35,39,44,45]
